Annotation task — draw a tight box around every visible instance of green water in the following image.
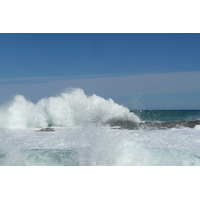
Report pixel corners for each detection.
[131,110,200,122]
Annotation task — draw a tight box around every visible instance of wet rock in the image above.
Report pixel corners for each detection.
[37,128,55,132]
[108,120,200,130]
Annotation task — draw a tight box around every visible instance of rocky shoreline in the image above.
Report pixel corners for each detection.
[108,120,200,130]
[37,128,55,132]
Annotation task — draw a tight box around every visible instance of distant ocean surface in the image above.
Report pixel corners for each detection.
[0,88,200,166]
[132,110,200,122]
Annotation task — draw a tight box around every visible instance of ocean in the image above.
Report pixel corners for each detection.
[0,88,200,166]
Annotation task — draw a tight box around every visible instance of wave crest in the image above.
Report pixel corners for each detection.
[0,88,140,128]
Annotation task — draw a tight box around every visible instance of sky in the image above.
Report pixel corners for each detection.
[0,33,200,109]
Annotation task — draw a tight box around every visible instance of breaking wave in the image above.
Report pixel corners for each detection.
[0,88,140,129]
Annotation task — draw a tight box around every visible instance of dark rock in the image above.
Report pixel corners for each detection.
[107,120,200,130]
[37,128,55,132]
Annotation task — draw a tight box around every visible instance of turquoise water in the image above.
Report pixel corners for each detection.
[132,110,200,122]
[1,147,200,166]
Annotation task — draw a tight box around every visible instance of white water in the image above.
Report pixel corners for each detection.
[1,125,200,166]
[0,88,200,166]
[0,88,140,129]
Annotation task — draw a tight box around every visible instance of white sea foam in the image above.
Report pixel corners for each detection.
[1,125,200,166]
[0,88,140,129]
[194,125,200,130]
[0,88,200,166]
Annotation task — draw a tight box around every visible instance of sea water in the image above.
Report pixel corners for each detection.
[133,110,200,122]
[0,88,200,166]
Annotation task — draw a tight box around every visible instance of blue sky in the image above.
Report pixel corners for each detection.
[0,33,200,109]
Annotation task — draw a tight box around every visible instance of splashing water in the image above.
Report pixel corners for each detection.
[0,88,200,166]
[0,88,140,129]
